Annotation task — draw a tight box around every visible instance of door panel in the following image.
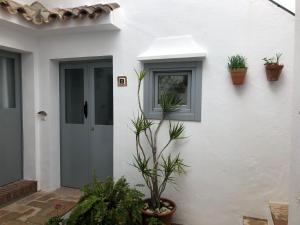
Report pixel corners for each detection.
[0,51,22,186]
[60,60,113,188]
[60,65,90,188]
[90,63,113,180]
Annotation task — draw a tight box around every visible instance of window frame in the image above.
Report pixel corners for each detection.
[144,61,202,122]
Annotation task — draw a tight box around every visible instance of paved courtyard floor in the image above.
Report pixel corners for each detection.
[0,188,82,225]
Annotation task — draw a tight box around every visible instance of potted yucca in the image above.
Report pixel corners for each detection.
[131,71,188,225]
[263,53,284,81]
[228,55,248,85]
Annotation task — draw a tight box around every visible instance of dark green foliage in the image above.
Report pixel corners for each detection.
[263,53,283,65]
[66,177,144,225]
[228,55,247,70]
[45,216,64,225]
[169,122,185,140]
[159,94,182,113]
[147,217,165,225]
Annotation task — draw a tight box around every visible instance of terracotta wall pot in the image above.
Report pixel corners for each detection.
[141,198,176,225]
[265,64,284,81]
[229,68,247,85]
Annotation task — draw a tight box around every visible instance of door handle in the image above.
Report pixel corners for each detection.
[84,101,88,119]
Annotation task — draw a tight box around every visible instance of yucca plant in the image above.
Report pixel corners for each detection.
[132,70,187,214]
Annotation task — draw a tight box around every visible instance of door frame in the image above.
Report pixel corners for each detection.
[59,58,114,187]
[0,49,23,185]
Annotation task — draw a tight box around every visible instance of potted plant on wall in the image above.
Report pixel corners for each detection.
[228,55,248,85]
[263,53,284,81]
[131,71,188,225]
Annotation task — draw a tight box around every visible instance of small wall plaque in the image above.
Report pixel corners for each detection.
[117,76,127,87]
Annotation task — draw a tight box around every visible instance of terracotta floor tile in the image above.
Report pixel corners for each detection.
[26,215,49,225]
[0,209,9,217]
[36,193,56,202]
[5,204,33,213]
[17,192,46,205]
[0,212,21,223]
[17,208,40,222]
[2,220,30,225]
[0,188,79,225]
[243,216,268,225]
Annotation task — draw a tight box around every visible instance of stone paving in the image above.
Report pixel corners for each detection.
[0,188,82,225]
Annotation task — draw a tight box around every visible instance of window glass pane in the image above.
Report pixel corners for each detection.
[0,57,16,109]
[65,69,84,124]
[157,73,188,105]
[94,68,113,125]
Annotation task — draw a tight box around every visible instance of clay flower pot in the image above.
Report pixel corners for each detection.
[141,198,176,225]
[265,64,284,81]
[229,68,247,85]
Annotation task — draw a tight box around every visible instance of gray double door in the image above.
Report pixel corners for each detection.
[0,51,22,187]
[60,60,113,188]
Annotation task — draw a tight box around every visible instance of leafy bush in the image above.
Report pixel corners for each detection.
[147,217,164,225]
[263,53,282,65]
[66,177,144,225]
[45,216,64,225]
[228,55,247,70]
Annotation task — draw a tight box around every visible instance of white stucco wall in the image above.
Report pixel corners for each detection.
[0,22,40,186]
[0,0,295,225]
[289,0,300,224]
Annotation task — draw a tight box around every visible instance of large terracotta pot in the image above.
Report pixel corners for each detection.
[229,68,247,85]
[141,198,176,225]
[265,64,284,81]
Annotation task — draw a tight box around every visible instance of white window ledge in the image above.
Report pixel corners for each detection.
[138,35,206,62]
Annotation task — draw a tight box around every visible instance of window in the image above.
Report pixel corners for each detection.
[0,57,16,109]
[144,61,202,121]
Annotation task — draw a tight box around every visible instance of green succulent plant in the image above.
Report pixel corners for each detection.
[228,55,247,70]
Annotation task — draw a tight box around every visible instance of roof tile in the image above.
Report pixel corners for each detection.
[0,0,119,25]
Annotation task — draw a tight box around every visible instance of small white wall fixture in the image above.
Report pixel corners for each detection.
[137,35,206,62]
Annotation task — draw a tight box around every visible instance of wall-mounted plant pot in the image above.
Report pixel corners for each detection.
[265,64,284,81]
[141,198,176,225]
[229,68,247,85]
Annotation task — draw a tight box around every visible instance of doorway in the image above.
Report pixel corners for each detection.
[60,59,113,188]
[0,50,22,186]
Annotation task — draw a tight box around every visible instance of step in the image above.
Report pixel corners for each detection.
[243,216,268,225]
[0,180,37,206]
[269,202,288,225]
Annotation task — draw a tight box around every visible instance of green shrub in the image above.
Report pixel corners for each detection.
[45,216,64,225]
[228,55,247,70]
[147,217,164,225]
[66,177,144,225]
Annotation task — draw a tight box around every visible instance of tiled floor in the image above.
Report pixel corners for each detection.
[0,188,82,225]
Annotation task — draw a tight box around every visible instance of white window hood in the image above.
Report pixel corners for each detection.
[138,35,206,62]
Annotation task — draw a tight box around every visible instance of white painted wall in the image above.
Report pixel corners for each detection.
[0,22,40,186]
[289,1,300,224]
[276,0,295,12]
[0,0,295,225]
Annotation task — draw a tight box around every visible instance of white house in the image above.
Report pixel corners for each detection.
[0,0,298,224]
